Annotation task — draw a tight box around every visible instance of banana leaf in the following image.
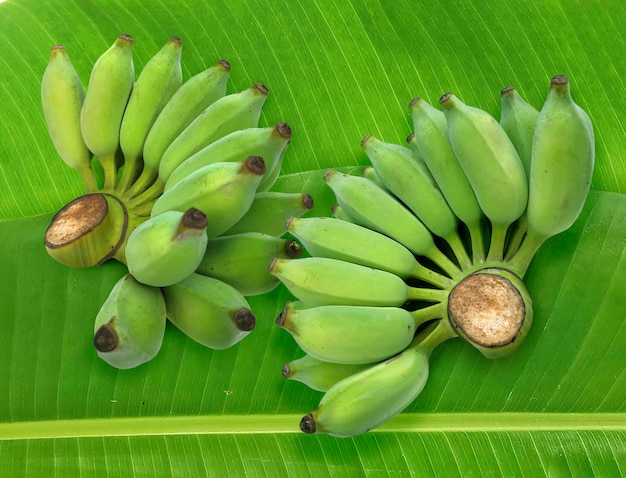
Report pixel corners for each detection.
[1,0,625,475]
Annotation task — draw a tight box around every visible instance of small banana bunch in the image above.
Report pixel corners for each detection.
[275,76,594,437]
[41,35,313,369]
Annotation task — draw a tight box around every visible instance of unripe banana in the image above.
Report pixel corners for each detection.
[223,191,314,236]
[257,139,289,192]
[44,193,128,267]
[331,204,354,223]
[129,59,231,197]
[126,208,208,287]
[282,355,372,392]
[511,75,594,274]
[361,166,387,191]
[361,135,471,269]
[150,157,266,238]
[269,257,445,307]
[286,216,451,289]
[162,273,256,349]
[117,37,183,192]
[93,273,167,369]
[276,304,418,364]
[158,83,269,184]
[440,92,528,261]
[499,87,540,178]
[41,45,97,192]
[164,123,292,190]
[299,321,456,437]
[80,34,135,190]
[408,98,485,262]
[196,232,302,296]
[323,169,460,278]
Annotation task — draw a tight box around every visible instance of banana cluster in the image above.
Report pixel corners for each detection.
[41,35,314,369]
[275,76,594,437]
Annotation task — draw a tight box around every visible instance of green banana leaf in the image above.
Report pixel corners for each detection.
[1,0,625,475]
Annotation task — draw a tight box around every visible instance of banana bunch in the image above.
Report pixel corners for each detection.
[41,34,313,369]
[275,75,594,437]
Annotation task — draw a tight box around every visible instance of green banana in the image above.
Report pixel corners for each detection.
[257,139,289,192]
[361,135,471,269]
[361,165,387,191]
[164,123,292,190]
[276,303,439,364]
[499,87,540,260]
[162,273,256,349]
[282,355,372,392]
[128,59,231,197]
[41,45,97,192]
[116,37,183,192]
[150,157,266,238]
[510,75,595,275]
[223,191,314,236]
[299,320,456,437]
[44,193,128,267]
[286,216,451,289]
[439,92,528,262]
[408,98,485,262]
[269,257,445,307]
[323,169,460,278]
[125,208,208,287]
[93,273,167,369]
[196,232,302,296]
[132,83,269,205]
[80,34,135,190]
[331,204,354,223]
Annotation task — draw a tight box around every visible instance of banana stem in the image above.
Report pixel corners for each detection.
[409,262,453,289]
[486,222,509,262]
[406,286,446,303]
[467,220,485,264]
[410,303,444,328]
[115,155,141,193]
[99,153,117,190]
[129,178,165,207]
[446,231,473,270]
[504,213,528,261]
[507,228,547,277]
[409,319,457,355]
[79,167,99,193]
[126,168,158,199]
[424,245,462,279]
[132,200,156,217]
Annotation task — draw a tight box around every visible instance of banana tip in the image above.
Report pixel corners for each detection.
[302,193,314,210]
[322,169,335,182]
[276,122,293,139]
[182,208,208,230]
[299,414,316,434]
[285,239,303,258]
[254,82,269,95]
[281,363,291,378]
[408,97,421,109]
[234,308,256,332]
[551,75,569,85]
[360,135,372,147]
[217,59,231,71]
[268,257,279,273]
[169,36,182,45]
[439,92,453,106]
[406,133,415,144]
[500,86,515,97]
[94,322,118,353]
[275,303,289,327]
[244,156,266,175]
[119,33,134,42]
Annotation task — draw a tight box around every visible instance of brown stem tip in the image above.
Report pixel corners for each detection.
[94,322,118,353]
[408,97,421,109]
[285,239,303,258]
[182,207,208,230]
[500,86,515,97]
[218,59,231,71]
[551,75,568,85]
[234,308,256,332]
[254,82,269,95]
[439,92,453,105]
[276,122,293,139]
[299,414,316,434]
[281,363,291,379]
[302,193,314,210]
[244,156,266,175]
[360,135,372,147]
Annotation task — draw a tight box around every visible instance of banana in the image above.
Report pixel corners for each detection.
[299,320,456,437]
[331,204,354,223]
[257,138,289,192]
[223,191,314,236]
[361,166,387,191]
[132,83,269,206]
[269,257,445,307]
[276,304,432,364]
[93,273,167,369]
[510,75,594,275]
[116,37,183,192]
[127,59,231,197]
[164,123,292,190]
[196,232,302,296]
[286,216,451,289]
[125,208,208,287]
[408,98,485,262]
[499,87,540,259]
[80,34,135,190]
[323,169,460,278]
[162,273,256,349]
[282,355,372,392]
[150,157,266,238]
[44,193,129,267]
[361,135,471,269]
[41,45,97,192]
[439,92,528,262]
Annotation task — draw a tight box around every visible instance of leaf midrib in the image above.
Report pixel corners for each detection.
[1,413,624,440]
